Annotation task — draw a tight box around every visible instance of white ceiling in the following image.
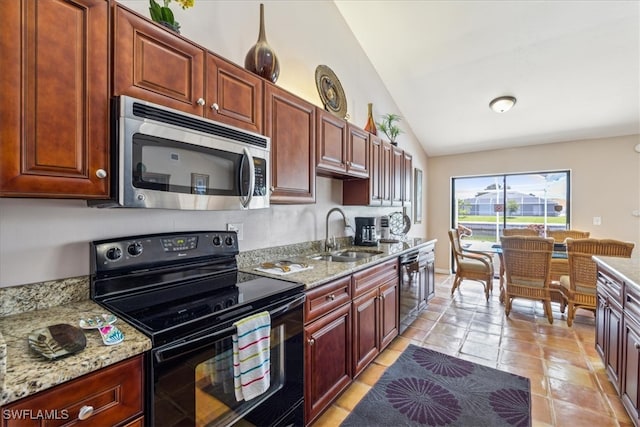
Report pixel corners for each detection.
[334,1,640,157]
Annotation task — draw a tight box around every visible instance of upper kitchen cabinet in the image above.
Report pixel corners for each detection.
[265,83,316,204]
[346,124,369,178]
[113,5,205,115]
[403,151,413,204]
[0,0,110,198]
[113,5,263,134]
[391,145,403,205]
[316,109,348,176]
[205,54,263,134]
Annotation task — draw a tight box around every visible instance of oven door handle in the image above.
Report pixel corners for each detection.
[154,293,306,364]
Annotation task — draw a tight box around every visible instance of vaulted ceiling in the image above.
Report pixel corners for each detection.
[335,1,640,157]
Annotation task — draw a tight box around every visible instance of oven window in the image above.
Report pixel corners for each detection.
[132,134,240,195]
[195,325,285,426]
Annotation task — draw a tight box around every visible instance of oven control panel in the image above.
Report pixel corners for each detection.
[91,231,239,272]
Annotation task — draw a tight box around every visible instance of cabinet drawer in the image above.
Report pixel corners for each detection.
[305,276,352,323]
[352,258,399,298]
[598,268,624,305]
[2,355,143,427]
[625,285,640,321]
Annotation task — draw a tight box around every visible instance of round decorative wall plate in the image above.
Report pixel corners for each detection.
[315,65,348,119]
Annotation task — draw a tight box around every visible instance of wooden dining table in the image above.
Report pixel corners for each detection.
[463,240,568,304]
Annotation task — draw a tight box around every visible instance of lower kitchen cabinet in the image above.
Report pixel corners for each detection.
[1,355,144,427]
[351,258,399,377]
[595,259,640,425]
[304,276,352,426]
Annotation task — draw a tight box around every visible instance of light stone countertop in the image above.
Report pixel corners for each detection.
[593,254,640,289]
[0,300,151,406]
[239,237,437,288]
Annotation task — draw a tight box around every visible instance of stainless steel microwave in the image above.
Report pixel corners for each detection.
[90,96,270,210]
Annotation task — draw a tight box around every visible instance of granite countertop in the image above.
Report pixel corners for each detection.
[593,254,640,289]
[239,237,437,288]
[0,300,151,406]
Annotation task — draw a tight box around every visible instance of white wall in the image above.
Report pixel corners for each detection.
[427,134,640,273]
[0,0,428,287]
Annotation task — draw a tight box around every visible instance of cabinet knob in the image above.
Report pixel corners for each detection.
[307,338,315,346]
[326,294,335,301]
[197,98,206,106]
[635,343,640,350]
[211,103,220,112]
[95,169,107,179]
[78,405,94,420]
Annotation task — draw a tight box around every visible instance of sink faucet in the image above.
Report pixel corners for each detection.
[325,207,351,252]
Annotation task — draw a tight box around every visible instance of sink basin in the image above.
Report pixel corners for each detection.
[308,249,383,263]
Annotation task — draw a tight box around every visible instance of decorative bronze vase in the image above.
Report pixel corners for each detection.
[244,3,279,83]
[364,103,377,135]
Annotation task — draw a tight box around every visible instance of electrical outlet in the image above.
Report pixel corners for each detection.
[227,223,244,240]
[593,216,602,226]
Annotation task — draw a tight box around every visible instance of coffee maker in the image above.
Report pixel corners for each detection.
[354,217,378,246]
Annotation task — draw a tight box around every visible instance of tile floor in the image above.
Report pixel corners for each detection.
[311,273,634,427]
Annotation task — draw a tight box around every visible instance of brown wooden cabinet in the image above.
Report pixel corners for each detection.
[403,151,413,204]
[346,125,369,178]
[113,5,263,134]
[1,355,144,427]
[316,109,348,176]
[0,0,110,198]
[351,258,399,377]
[304,276,352,425]
[596,267,624,392]
[264,83,316,204]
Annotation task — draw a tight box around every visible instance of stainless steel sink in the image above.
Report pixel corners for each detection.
[308,249,383,262]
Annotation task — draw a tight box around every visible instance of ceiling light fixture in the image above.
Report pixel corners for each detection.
[489,96,517,113]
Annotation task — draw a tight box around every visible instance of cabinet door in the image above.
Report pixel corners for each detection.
[346,124,369,178]
[403,151,413,204]
[205,54,263,134]
[352,287,380,377]
[264,84,316,203]
[0,0,109,198]
[623,316,640,422]
[368,135,383,204]
[381,140,393,204]
[316,109,347,174]
[113,5,205,115]
[607,301,623,391]
[304,303,352,425]
[391,145,403,205]
[379,280,399,350]
[596,291,607,359]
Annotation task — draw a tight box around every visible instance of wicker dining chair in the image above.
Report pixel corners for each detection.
[558,238,634,326]
[502,228,540,237]
[448,229,494,301]
[500,236,555,323]
[547,229,590,242]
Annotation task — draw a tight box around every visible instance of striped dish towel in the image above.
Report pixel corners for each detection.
[232,311,271,401]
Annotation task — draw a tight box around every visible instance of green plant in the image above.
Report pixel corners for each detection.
[376,113,404,143]
[149,0,194,32]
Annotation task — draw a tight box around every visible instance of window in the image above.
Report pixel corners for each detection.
[452,171,571,243]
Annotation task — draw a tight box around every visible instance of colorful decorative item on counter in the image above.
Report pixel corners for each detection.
[148,0,194,34]
[364,103,377,135]
[315,65,348,119]
[28,324,87,360]
[245,3,280,83]
[80,315,125,346]
[377,113,403,145]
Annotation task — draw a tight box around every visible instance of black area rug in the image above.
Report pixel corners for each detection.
[341,345,531,427]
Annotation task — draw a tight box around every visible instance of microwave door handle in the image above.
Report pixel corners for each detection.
[239,147,255,208]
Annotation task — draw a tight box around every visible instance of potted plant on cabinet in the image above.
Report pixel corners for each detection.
[377,113,403,146]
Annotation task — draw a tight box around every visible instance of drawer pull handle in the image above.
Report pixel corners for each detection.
[78,405,94,420]
[307,338,315,346]
[326,294,336,301]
